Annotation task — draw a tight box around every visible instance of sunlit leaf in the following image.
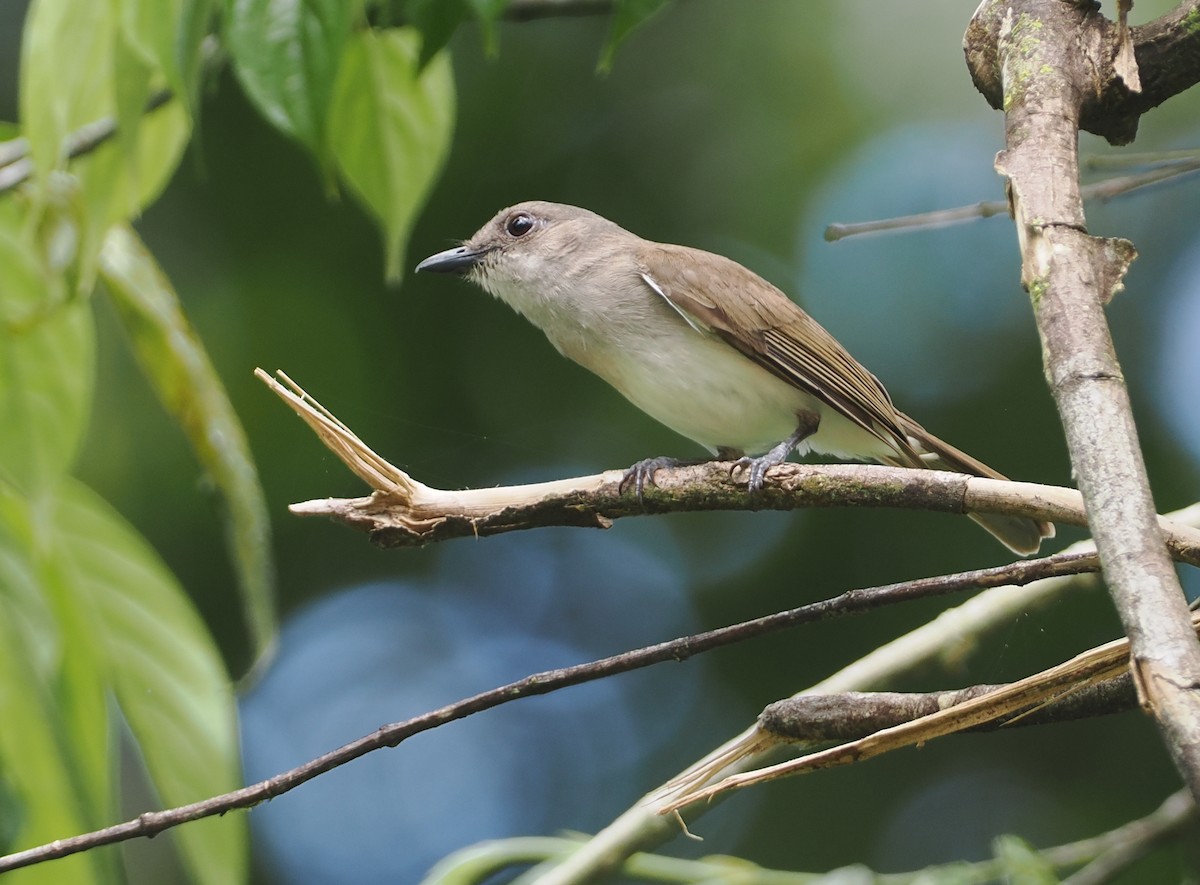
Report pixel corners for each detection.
[51,479,246,885]
[598,0,669,72]
[99,225,276,659]
[329,27,455,280]
[223,0,361,167]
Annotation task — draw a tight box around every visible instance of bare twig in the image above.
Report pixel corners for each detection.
[966,0,1200,801]
[824,157,1200,242]
[516,506,1200,884]
[255,369,1200,562]
[434,788,1197,881]
[665,611,1200,811]
[0,552,1102,874]
[0,89,174,194]
[1058,789,1198,885]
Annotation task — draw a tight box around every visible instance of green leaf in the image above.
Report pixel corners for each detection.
[71,88,191,278]
[991,835,1058,884]
[173,0,218,116]
[223,0,361,166]
[467,0,510,56]
[0,214,61,327]
[0,488,111,885]
[119,0,190,84]
[51,479,246,885]
[598,0,669,72]
[405,0,470,66]
[99,226,276,659]
[0,294,95,494]
[19,0,191,287]
[329,27,455,280]
[18,0,117,193]
[112,20,157,180]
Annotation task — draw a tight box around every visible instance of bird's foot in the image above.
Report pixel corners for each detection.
[619,456,687,502]
[728,416,819,493]
[729,438,796,493]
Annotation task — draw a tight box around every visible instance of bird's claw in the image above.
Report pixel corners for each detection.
[619,456,682,502]
[730,456,767,492]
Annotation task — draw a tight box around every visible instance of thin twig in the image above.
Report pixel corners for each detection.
[664,610,1200,812]
[0,89,174,194]
[824,158,1200,242]
[517,505,1200,885]
[431,788,1197,882]
[1057,790,1197,885]
[0,552,1101,874]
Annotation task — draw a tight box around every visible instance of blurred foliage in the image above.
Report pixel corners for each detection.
[0,0,1199,883]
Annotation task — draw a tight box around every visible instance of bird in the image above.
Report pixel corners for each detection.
[416,200,1054,554]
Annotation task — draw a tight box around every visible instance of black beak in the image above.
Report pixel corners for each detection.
[415,245,488,274]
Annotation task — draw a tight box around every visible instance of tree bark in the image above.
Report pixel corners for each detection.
[965,0,1200,800]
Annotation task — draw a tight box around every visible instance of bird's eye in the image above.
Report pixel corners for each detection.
[505,212,535,237]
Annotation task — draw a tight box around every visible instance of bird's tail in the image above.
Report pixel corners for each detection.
[892,414,1055,556]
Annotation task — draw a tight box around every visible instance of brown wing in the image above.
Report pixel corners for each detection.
[637,242,918,461]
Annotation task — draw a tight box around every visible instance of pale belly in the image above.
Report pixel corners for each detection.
[570,324,897,463]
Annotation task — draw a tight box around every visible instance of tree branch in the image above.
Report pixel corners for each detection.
[0,90,174,194]
[824,154,1200,241]
[666,610,1200,810]
[966,0,1200,145]
[965,0,1200,801]
[0,551,1101,874]
[759,673,1137,743]
[255,369,1200,562]
[1059,789,1198,885]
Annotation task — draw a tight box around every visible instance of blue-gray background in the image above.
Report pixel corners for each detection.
[3,2,1199,881]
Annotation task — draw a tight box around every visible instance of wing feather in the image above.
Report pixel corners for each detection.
[637,242,917,460]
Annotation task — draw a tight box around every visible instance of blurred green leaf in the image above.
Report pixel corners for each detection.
[991,835,1058,884]
[0,295,94,494]
[405,0,470,65]
[598,0,668,72]
[19,0,191,287]
[173,0,217,116]
[329,27,455,280]
[99,225,276,660]
[223,0,361,168]
[111,0,195,169]
[0,488,111,885]
[18,0,116,194]
[119,0,193,89]
[467,0,510,56]
[0,639,105,885]
[0,217,58,326]
[52,478,245,885]
[112,21,156,180]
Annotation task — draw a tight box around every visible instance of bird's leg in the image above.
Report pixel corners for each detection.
[731,413,820,492]
[620,456,709,501]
